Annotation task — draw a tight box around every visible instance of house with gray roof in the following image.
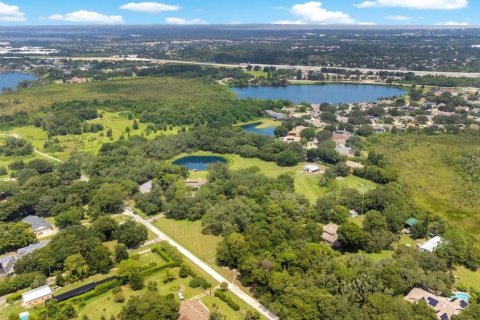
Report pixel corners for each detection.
[0,255,16,277]
[21,216,53,235]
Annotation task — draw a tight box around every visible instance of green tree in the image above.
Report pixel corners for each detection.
[118,292,179,320]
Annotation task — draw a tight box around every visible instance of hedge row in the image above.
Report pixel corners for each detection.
[0,272,44,296]
[214,289,240,311]
[69,279,121,304]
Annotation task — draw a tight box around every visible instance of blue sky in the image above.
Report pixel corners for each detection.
[0,1,477,26]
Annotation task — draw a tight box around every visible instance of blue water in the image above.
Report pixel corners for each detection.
[452,292,470,301]
[173,156,227,171]
[0,72,37,92]
[241,122,276,137]
[232,84,406,104]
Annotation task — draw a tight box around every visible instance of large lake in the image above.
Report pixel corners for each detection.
[232,84,405,104]
[0,72,37,92]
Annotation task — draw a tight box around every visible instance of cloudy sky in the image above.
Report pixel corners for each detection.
[0,0,476,26]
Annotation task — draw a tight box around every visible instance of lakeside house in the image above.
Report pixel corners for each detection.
[404,288,468,320]
[21,216,53,236]
[22,285,53,308]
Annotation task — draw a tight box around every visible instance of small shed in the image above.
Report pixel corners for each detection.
[304,165,321,173]
[405,218,418,229]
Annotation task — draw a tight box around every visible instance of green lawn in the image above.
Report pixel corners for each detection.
[234,118,281,129]
[453,266,480,291]
[244,70,268,78]
[153,218,221,265]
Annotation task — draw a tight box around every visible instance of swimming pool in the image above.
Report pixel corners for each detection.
[452,292,470,301]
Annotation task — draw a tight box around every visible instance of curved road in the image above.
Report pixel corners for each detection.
[122,208,279,320]
[51,56,480,78]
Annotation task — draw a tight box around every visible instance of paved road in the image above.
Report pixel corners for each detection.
[50,56,480,78]
[122,208,279,320]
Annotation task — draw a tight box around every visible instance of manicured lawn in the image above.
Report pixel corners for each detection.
[153,218,222,265]
[234,118,281,129]
[244,70,268,78]
[453,266,480,291]
[294,173,328,203]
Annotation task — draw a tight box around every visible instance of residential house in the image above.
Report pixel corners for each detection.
[322,223,340,247]
[22,216,53,236]
[65,77,87,84]
[335,146,354,157]
[331,130,353,146]
[139,180,153,194]
[0,255,16,277]
[22,285,53,308]
[419,236,442,253]
[17,240,50,256]
[404,288,468,320]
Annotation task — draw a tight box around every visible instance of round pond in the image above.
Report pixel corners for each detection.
[172,155,227,171]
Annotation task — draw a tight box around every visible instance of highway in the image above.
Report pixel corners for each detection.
[49,56,480,78]
[122,208,279,320]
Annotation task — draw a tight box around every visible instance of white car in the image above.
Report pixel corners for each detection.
[177,292,184,300]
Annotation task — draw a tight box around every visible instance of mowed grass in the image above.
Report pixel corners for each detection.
[370,134,480,234]
[453,266,480,291]
[153,217,222,265]
[245,70,268,78]
[0,76,235,115]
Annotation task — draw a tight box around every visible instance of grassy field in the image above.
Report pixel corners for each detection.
[172,151,376,203]
[0,77,234,115]
[234,118,281,129]
[369,134,480,234]
[153,218,221,265]
[453,266,480,291]
[245,70,268,78]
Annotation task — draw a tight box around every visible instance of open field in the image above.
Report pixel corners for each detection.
[0,111,178,160]
[0,76,235,115]
[453,266,480,291]
[244,70,268,78]
[234,118,281,129]
[369,134,480,234]
[153,218,221,265]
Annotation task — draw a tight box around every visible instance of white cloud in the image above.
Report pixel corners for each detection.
[48,10,124,24]
[437,21,469,25]
[385,15,411,21]
[272,20,306,25]
[119,2,180,13]
[358,22,376,25]
[286,1,354,24]
[355,0,468,10]
[165,17,206,25]
[0,1,26,22]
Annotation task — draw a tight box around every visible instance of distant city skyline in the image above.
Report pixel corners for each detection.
[0,0,478,26]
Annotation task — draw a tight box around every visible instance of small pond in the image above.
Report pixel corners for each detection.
[240,122,276,137]
[172,155,227,171]
[232,84,406,104]
[0,72,37,93]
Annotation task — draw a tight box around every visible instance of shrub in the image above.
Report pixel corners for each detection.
[189,277,208,289]
[113,291,125,303]
[214,289,240,311]
[6,291,22,303]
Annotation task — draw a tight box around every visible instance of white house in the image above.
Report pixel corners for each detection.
[22,285,52,308]
[419,236,443,253]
